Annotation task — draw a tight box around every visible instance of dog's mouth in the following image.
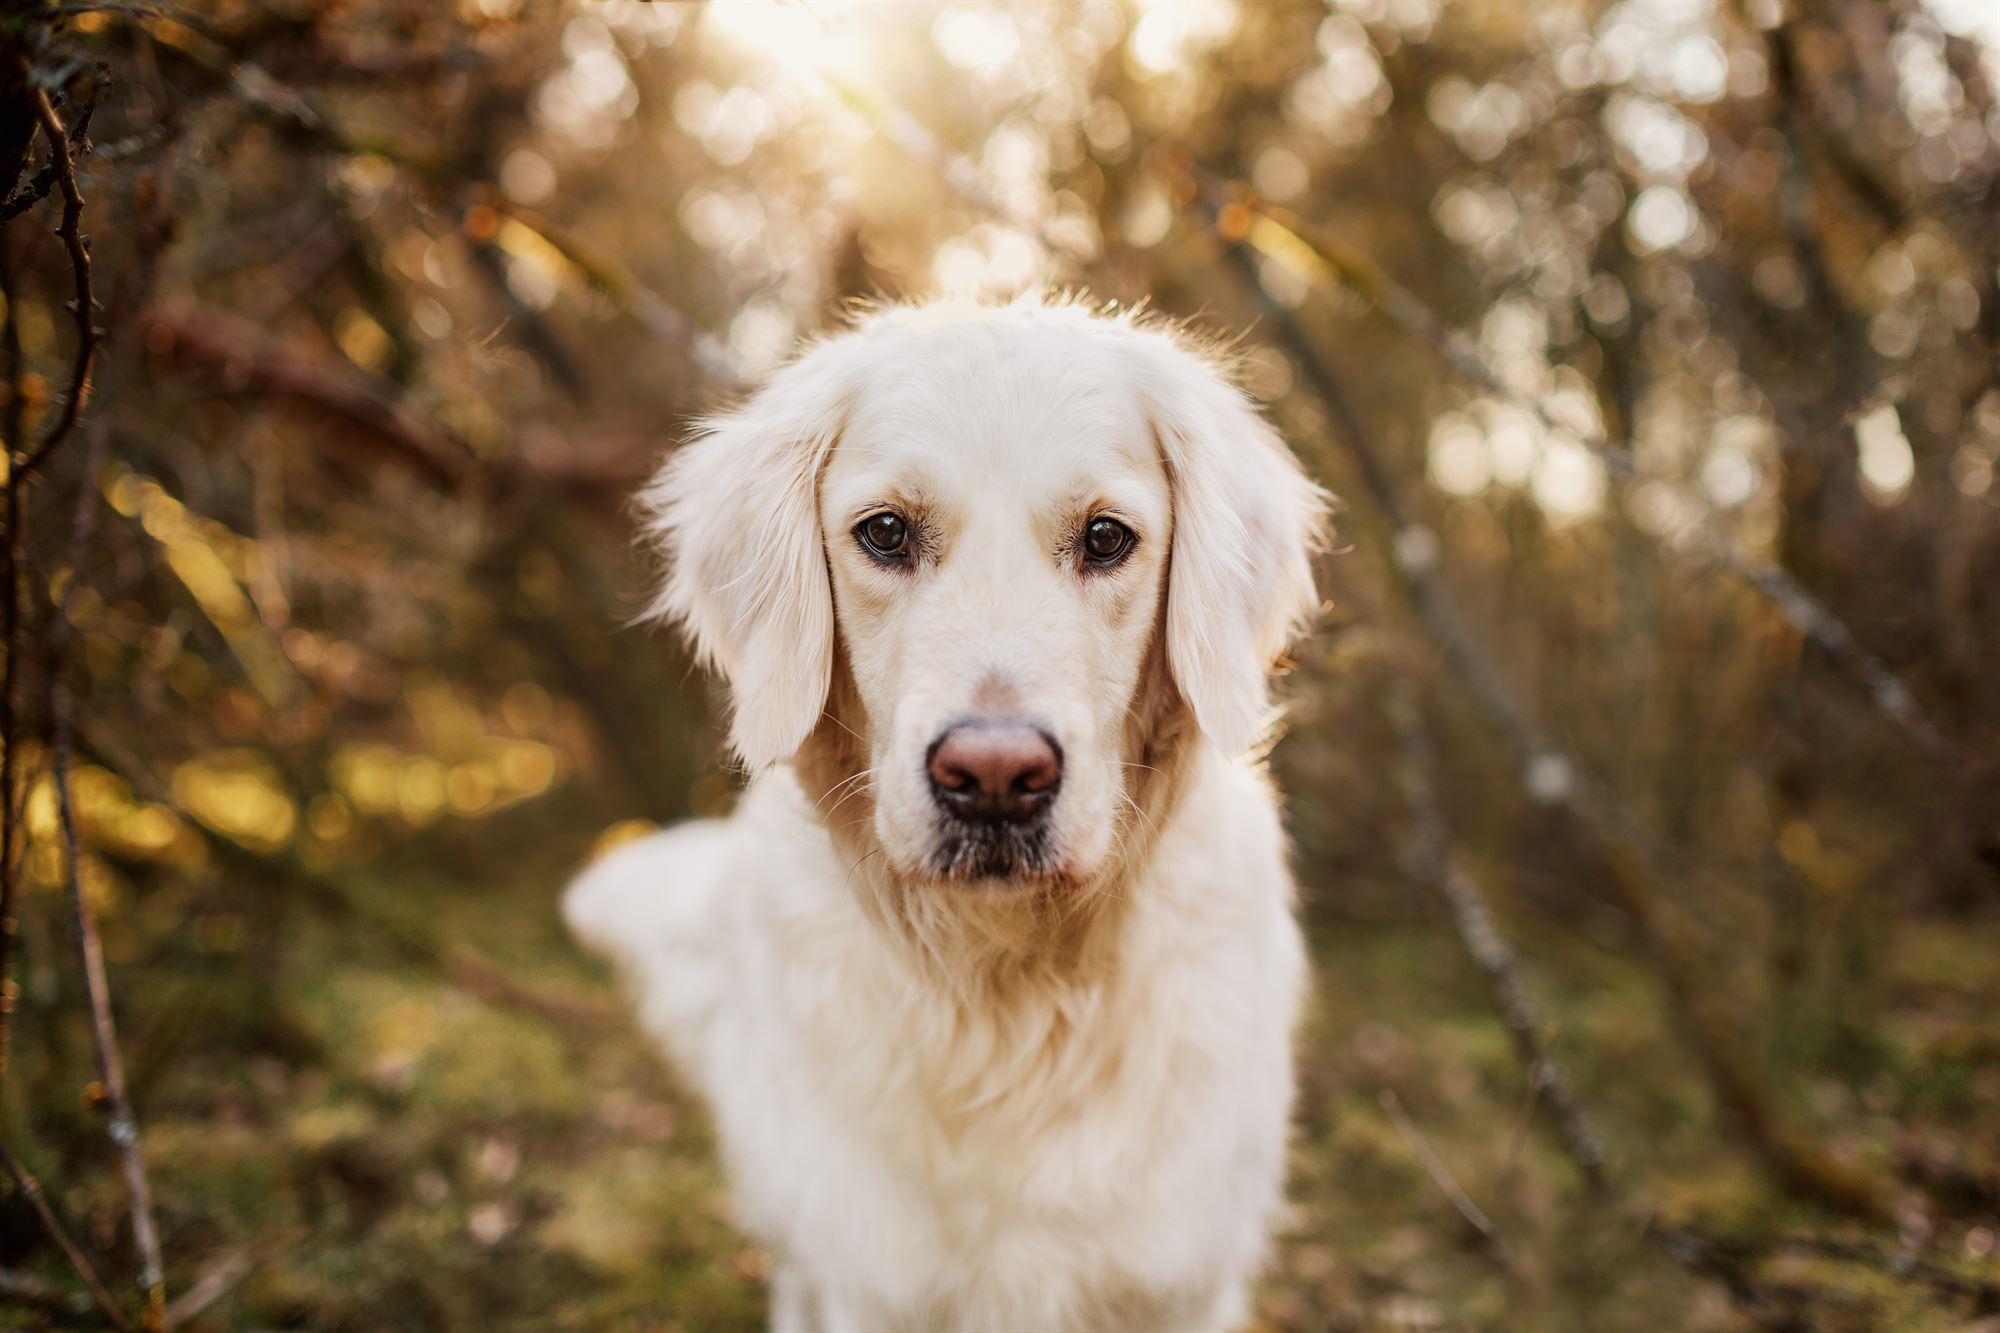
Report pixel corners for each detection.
[927,814,1060,884]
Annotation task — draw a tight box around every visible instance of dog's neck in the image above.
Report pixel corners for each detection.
[789,636,1201,995]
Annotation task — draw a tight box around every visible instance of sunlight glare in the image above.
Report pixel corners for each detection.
[1855,404,1915,502]
[705,0,877,90]
[1532,439,1607,522]
[934,8,1022,77]
[1129,0,1237,76]
[1428,413,1493,496]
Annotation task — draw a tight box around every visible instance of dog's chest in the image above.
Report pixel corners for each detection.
[705,770,1304,1325]
[892,984,1176,1200]
[738,940,1288,1307]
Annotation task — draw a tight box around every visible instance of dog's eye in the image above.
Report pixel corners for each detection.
[1082,517,1135,566]
[857,512,911,560]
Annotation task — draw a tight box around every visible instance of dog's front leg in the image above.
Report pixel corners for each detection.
[768,1263,822,1333]
[770,1268,897,1333]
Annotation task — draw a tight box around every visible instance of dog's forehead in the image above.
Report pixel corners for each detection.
[835,316,1158,486]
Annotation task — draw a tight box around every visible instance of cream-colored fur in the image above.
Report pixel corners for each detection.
[566,296,1326,1333]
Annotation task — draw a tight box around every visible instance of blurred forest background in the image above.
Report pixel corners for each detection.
[1,0,1997,1329]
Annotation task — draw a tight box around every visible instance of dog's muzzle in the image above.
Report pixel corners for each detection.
[923,720,1063,879]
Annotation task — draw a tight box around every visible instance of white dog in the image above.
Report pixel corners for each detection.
[566,296,1327,1333]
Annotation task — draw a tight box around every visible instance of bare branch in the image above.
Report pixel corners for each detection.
[141,304,475,490]
[162,1250,254,1330]
[17,82,99,481]
[49,420,166,1326]
[3,130,177,1119]
[0,74,98,224]
[0,1140,134,1332]
[1388,678,1611,1193]
[1377,1088,1513,1271]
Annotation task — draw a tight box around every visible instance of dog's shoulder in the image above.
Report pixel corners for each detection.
[566,771,822,930]
[561,807,762,1079]
[563,820,729,959]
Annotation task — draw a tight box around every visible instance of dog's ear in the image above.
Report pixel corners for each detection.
[641,335,861,768]
[1135,330,1328,754]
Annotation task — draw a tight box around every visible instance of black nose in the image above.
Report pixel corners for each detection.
[927,723,1062,823]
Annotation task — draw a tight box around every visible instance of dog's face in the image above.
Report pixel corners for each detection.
[818,328,1172,881]
[647,299,1323,889]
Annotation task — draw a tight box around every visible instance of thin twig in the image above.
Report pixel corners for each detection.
[19,83,100,481]
[8,142,183,1331]
[1388,678,1611,1193]
[0,1140,135,1332]
[1501,1052,1546,1172]
[1378,1088,1513,1271]
[50,419,166,1326]
[0,74,99,224]
[0,1266,86,1319]
[162,1249,254,1330]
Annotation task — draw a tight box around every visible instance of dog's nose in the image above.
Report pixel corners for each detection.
[927,723,1062,823]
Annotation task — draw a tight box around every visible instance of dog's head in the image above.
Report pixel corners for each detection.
[645,298,1325,891]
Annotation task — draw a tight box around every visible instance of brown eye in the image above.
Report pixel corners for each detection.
[1083,517,1135,566]
[857,512,910,560]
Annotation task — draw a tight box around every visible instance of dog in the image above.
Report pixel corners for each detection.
[566,295,1327,1332]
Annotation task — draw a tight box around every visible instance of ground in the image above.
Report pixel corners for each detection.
[3,803,1997,1332]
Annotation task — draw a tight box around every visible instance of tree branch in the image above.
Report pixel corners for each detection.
[1378,1087,1514,1270]
[0,72,97,224]
[140,304,475,490]
[0,1140,134,1332]
[49,419,166,1327]
[1388,677,1611,1193]
[17,82,98,481]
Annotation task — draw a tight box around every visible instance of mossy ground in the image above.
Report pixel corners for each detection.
[3,811,1995,1331]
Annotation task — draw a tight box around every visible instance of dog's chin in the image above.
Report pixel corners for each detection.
[923,817,1064,888]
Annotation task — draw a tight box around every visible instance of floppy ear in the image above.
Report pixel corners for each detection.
[1134,330,1329,754]
[640,335,861,768]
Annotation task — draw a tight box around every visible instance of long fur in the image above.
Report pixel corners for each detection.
[568,295,1326,1333]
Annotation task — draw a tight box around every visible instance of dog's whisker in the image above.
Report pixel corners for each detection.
[822,778,879,824]
[811,767,875,815]
[1115,787,1163,846]
[818,708,868,746]
[841,844,884,893]
[813,770,871,807]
